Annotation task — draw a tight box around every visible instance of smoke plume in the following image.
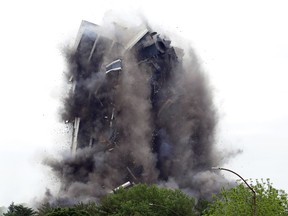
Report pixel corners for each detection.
[44,14,230,204]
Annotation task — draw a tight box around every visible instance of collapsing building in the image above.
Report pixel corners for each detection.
[69,20,181,154]
[67,20,183,179]
[55,18,226,202]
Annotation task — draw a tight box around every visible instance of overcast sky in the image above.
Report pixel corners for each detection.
[0,0,288,206]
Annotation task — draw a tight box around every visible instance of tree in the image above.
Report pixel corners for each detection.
[97,183,196,216]
[43,207,90,216]
[37,202,103,216]
[37,203,54,216]
[203,179,288,216]
[3,203,37,216]
[194,198,210,215]
[73,202,102,216]
[38,185,196,215]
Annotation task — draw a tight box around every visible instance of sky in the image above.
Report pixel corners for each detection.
[0,0,288,206]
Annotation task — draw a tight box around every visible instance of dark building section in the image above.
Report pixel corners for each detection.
[67,21,181,172]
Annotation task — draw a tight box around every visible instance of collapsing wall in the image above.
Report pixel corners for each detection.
[46,19,227,203]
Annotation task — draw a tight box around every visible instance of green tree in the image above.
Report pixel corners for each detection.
[203,179,288,216]
[194,198,211,215]
[38,202,102,216]
[73,202,102,216]
[3,203,37,216]
[43,207,90,216]
[37,203,54,216]
[97,183,196,216]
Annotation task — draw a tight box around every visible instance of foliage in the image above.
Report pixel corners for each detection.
[36,202,102,216]
[73,202,102,215]
[97,183,196,216]
[7,180,288,216]
[43,207,90,216]
[37,203,54,216]
[36,184,195,215]
[3,203,37,216]
[203,179,288,216]
[194,198,211,215]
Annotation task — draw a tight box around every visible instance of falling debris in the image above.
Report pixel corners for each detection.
[45,16,229,204]
[111,181,134,193]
